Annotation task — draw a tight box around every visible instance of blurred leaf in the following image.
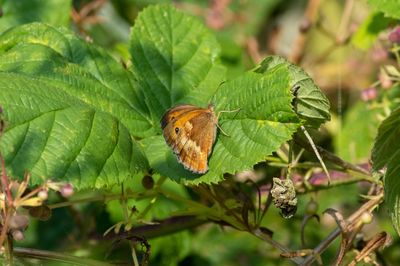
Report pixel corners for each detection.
[255,56,331,128]
[0,23,149,188]
[106,176,189,223]
[143,66,300,184]
[85,2,131,47]
[0,0,71,33]
[352,12,394,50]
[191,225,279,266]
[335,102,380,162]
[368,0,400,19]
[150,231,191,266]
[372,107,400,236]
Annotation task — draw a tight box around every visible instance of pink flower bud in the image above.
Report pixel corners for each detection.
[388,27,400,44]
[11,230,25,241]
[38,189,48,200]
[379,70,393,89]
[60,184,74,197]
[361,87,378,101]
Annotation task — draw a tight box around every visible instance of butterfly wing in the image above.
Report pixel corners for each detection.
[161,105,217,174]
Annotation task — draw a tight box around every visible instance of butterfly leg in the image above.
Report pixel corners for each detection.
[215,108,241,137]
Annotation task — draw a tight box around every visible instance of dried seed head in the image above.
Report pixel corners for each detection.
[271,178,297,219]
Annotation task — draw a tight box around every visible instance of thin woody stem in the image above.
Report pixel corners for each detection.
[294,137,370,176]
[301,191,383,266]
[0,155,12,205]
[300,126,331,183]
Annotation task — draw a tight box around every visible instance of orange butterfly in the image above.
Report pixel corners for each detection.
[161,104,218,174]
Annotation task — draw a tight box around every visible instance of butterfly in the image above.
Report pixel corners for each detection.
[161,104,218,174]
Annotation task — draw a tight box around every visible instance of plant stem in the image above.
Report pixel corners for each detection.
[300,191,383,265]
[296,170,380,194]
[48,190,158,209]
[12,247,113,266]
[294,137,370,176]
[120,184,139,266]
[108,215,207,241]
[301,126,331,183]
[3,235,13,266]
[0,210,12,250]
[253,228,304,264]
[0,155,12,205]
[136,176,168,220]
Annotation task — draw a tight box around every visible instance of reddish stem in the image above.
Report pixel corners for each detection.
[0,155,12,206]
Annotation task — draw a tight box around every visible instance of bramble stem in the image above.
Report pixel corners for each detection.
[13,247,113,266]
[301,191,383,265]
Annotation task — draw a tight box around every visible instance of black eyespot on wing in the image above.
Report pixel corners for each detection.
[175,127,180,134]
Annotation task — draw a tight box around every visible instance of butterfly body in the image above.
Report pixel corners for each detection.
[161,104,218,174]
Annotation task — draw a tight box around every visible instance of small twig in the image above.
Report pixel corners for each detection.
[13,247,113,266]
[107,215,207,241]
[119,184,139,266]
[0,155,12,205]
[294,136,370,176]
[253,228,304,264]
[0,210,12,249]
[301,214,319,248]
[336,0,355,44]
[48,190,158,209]
[301,190,384,265]
[348,232,392,266]
[300,126,331,184]
[289,0,322,63]
[296,171,378,194]
[246,37,262,64]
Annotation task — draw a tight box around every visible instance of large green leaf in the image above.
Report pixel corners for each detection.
[254,56,331,128]
[0,0,72,33]
[0,23,149,188]
[372,107,400,236]
[143,65,300,184]
[368,0,400,19]
[129,4,226,125]
[0,4,325,187]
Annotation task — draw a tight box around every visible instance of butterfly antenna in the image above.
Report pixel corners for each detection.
[216,107,241,121]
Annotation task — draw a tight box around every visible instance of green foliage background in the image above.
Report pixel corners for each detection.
[0,0,399,265]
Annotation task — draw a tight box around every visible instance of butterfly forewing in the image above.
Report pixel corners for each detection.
[161,104,217,174]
